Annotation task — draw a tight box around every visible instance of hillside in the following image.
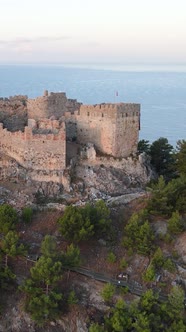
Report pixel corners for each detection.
[0,190,186,331]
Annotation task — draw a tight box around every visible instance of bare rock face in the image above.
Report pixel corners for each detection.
[80,143,96,161]
[0,149,154,207]
[75,164,130,195]
[57,313,88,332]
[74,153,153,198]
[0,96,27,132]
[175,232,186,264]
[0,301,35,332]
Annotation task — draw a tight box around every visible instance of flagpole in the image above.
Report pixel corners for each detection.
[115,91,118,103]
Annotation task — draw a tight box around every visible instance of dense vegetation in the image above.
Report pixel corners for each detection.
[0,205,81,324]
[0,138,186,328]
[90,287,186,332]
[20,235,81,325]
[138,137,186,180]
[58,200,111,242]
[89,138,186,331]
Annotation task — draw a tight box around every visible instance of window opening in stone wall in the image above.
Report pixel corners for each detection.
[87,112,90,116]
[43,141,45,143]
[136,112,138,116]
[102,113,104,117]
[126,113,128,117]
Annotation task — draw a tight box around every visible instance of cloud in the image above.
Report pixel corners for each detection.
[0,35,70,47]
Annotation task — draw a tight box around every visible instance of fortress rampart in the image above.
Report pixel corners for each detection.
[0,121,66,175]
[0,91,141,189]
[3,91,140,158]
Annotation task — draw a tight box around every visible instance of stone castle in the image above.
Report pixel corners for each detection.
[0,91,141,193]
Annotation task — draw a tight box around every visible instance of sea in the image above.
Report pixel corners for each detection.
[0,63,186,147]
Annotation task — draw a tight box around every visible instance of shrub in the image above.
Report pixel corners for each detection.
[22,207,33,223]
[107,252,116,263]
[58,200,111,243]
[119,258,128,269]
[67,290,78,305]
[143,264,156,282]
[151,248,165,269]
[163,258,176,272]
[123,210,154,256]
[168,211,184,234]
[0,204,18,234]
[101,283,116,303]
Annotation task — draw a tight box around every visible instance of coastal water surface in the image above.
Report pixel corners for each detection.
[0,64,185,147]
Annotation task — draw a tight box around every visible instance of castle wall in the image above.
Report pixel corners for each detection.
[76,105,116,155]
[114,104,140,157]
[75,103,140,157]
[0,91,141,192]
[26,92,141,158]
[0,123,66,178]
[27,91,81,120]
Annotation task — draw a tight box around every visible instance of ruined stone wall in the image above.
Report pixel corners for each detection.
[0,123,66,176]
[0,91,141,176]
[27,91,81,120]
[75,103,140,157]
[0,96,27,131]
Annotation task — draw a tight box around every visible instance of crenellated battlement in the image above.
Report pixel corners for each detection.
[0,121,65,141]
[80,103,118,111]
[79,103,140,120]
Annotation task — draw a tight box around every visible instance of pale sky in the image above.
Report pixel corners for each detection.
[0,0,186,64]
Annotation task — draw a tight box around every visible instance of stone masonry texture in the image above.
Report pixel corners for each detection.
[0,91,140,186]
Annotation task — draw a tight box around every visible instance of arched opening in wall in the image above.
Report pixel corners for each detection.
[87,112,90,116]
[102,113,104,117]
[126,113,128,117]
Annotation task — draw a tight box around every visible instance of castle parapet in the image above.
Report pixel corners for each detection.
[78,103,140,121]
